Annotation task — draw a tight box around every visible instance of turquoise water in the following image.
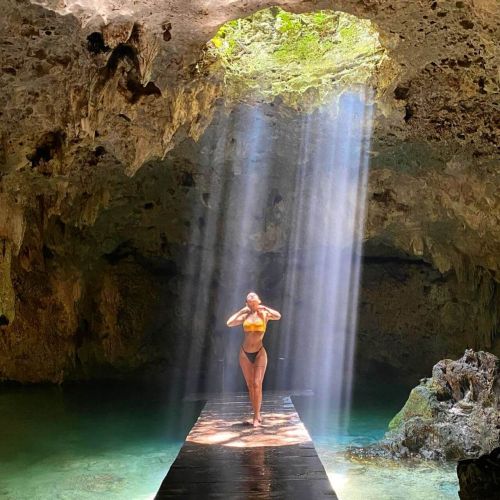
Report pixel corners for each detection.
[0,383,202,500]
[0,382,459,499]
[294,383,459,500]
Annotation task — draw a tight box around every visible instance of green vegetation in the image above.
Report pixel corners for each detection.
[388,383,437,431]
[207,8,385,110]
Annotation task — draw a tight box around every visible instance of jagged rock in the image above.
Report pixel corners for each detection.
[457,446,500,500]
[0,0,499,381]
[346,350,500,460]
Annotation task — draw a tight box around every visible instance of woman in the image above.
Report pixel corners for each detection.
[226,292,281,427]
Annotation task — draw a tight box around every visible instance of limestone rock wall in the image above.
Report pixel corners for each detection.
[0,0,498,382]
[357,256,499,384]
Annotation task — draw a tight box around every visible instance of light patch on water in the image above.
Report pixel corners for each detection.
[0,444,179,500]
[328,471,349,490]
[322,453,458,500]
[294,393,460,500]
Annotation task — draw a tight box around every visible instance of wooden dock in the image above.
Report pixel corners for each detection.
[155,391,337,498]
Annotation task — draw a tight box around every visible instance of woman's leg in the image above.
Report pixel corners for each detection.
[252,348,268,426]
[239,347,256,415]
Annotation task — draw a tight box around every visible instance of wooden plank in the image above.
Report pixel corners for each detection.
[183,389,314,401]
[155,392,337,499]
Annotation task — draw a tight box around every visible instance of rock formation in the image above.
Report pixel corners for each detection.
[346,349,500,460]
[457,446,500,500]
[0,0,498,382]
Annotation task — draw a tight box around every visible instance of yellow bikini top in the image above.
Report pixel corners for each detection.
[243,313,266,333]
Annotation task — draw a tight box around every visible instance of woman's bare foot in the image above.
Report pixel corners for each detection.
[252,417,261,427]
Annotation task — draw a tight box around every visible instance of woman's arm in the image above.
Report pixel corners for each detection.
[226,306,250,327]
[259,305,281,320]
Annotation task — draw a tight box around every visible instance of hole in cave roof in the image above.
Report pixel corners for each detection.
[204,7,388,111]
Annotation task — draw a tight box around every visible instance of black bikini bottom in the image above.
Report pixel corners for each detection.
[241,345,263,364]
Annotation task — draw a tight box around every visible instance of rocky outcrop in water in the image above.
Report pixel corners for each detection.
[457,446,500,500]
[346,349,500,461]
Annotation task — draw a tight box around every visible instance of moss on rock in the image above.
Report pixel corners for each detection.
[207,7,385,110]
[388,382,437,431]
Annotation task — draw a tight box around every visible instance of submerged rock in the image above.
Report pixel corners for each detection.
[457,446,500,500]
[346,349,500,461]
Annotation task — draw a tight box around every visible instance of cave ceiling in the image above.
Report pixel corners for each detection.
[1,0,497,267]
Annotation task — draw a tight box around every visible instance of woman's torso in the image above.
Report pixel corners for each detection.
[242,312,267,352]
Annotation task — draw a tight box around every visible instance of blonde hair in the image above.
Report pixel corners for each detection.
[246,292,261,302]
